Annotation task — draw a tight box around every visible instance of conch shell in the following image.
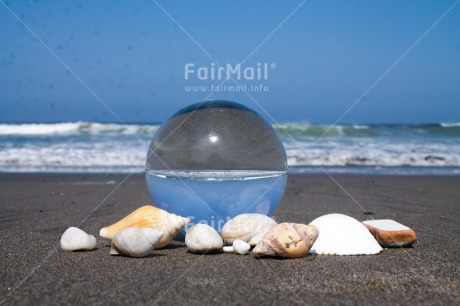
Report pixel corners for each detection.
[110,227,163,257]
[221,213,277,246]
[100,205,190,248]
[253,223,319,258]
[60,227,97,251]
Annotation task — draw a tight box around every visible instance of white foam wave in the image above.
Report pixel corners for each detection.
[286,140,460,167]
[0,122,160,135]
[440,122,460,127]
[351,125,370,129]
[0,122,459,172]
[0,139,459,171]
[0,142,148,168]
[0,122,82,135]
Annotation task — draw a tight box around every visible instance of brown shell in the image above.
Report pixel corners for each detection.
[364,223,416,247]
[253,223,319,258]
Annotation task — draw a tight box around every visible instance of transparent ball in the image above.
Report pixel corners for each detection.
[145,101,287,235]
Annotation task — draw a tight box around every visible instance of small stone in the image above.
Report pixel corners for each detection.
[185,224,223,253]
[60,227,97,251]
[223,240,250,255]
[233,240,250,255]
[363,219,416,247]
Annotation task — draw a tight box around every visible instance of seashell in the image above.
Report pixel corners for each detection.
[99,205,190,248]
[310,213,383,255]
[221,213,277,246]
[61,227,97,251]
[110,227,163,257]
[223,239,250,255]
[248,233,265,246]
[253,223,319,258]
[363,219,417,248]
[185,224,223,253]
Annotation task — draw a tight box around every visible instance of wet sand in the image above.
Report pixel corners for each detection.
[0,173,459,305]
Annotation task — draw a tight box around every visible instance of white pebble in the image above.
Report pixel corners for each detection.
[223,239,250,255]
[61,227,97,251]
[185,224,223,253]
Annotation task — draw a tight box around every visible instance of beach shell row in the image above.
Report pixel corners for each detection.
[60,205,191,257]
[182,214,383,258]
[60,205,414,258]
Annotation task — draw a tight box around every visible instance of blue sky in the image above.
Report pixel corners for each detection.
[0,0,459,124]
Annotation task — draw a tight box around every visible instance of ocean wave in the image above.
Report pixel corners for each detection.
[286,150,459,167]
[0,143,148,168]
[0,140,458,169]
[274,122,460,138]
[0,121,459,137]
[440,122,460,127]
[0,121,459,172]
[273,123,373,138]
[0,122,160,135]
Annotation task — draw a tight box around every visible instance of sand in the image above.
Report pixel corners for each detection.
[0,173,459,305]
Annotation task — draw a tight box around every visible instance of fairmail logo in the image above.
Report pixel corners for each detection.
[185,63,276,81]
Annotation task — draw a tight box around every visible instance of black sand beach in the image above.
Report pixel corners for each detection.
[1,173,459,305]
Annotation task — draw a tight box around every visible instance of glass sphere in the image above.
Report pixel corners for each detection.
[145,100,287,235]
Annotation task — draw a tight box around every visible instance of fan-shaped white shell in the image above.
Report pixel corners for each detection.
[310,214,382,255]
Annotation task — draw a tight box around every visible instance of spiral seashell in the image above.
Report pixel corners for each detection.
[99,205,190,248]
[61,227,97,251]
[310,213,383,255]
[110,227,164,257]
[221,213,277,246]
[253,223,319,258]
[185,224,223,253]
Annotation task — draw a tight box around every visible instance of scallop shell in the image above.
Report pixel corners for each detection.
[253,223,319,258]
[310,213,383,255]
[221,213,277,246]
[185,224,223,253]
[61,227,97,251]
[110,227,164,257]
[99,205,190,248]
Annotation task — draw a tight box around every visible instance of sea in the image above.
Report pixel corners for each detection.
[0,122,459,175]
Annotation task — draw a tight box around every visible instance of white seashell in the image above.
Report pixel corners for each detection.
[221,214,277,246]
[100,205,190,248]
[185,224,223,253]
[223,239,250,255]
[110,227,164,257]
[310,214,383,255]
[61,227,97,251]
[248,233,265,246]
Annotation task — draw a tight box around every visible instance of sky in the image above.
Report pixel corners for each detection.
[0,0,459,124]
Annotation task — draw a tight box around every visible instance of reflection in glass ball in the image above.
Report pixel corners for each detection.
[145,101,288,236]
